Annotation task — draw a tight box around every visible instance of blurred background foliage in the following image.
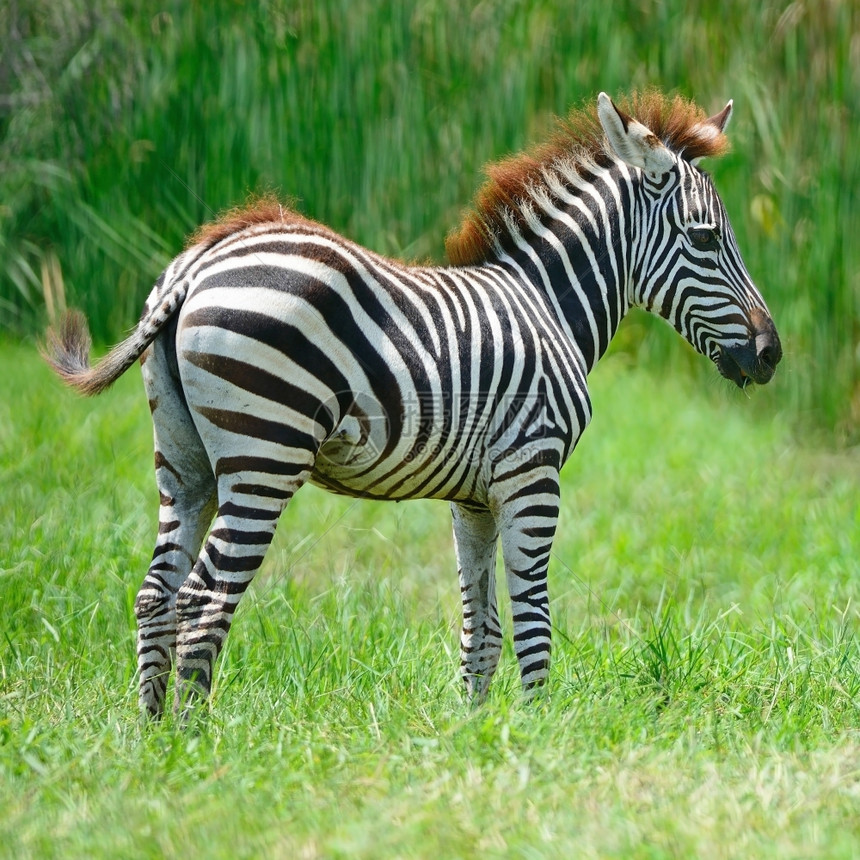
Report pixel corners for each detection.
[1,0,858,440]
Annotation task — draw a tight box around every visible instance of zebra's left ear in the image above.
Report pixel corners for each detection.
[688,101,733,166]
[705,101,733,134]
[597,92,676,177]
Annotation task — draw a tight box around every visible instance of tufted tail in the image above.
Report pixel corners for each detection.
[42,272,188,396]
[42,310,139,396]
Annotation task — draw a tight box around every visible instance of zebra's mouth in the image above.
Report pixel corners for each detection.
[715,339,779,387]
[714,348,749,388]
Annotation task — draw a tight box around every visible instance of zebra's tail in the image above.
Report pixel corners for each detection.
[42,280,184,396]
[42,310,137,396]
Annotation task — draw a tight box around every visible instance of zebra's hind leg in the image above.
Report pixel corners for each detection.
[492,458,561,695]
[136,341,216,718]
[173,464,311,716]
[451,502,501,703]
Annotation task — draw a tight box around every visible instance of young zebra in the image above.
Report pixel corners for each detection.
[45,91,781,717]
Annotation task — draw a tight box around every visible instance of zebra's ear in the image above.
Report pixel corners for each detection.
[688,100,733,166]
[597,92,676,177]
[705,100,733,134]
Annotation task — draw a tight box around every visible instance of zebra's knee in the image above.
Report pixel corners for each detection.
[174,574,209,625]
[134,578,175,624]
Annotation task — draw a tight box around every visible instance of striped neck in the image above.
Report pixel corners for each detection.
[483,160,636,372]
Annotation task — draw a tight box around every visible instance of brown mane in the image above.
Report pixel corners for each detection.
[187,194,316,251]
[446,90,731,267]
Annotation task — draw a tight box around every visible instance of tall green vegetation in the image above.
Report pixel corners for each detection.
[2,0,857,437]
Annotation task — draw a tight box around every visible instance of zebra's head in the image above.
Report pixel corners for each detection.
[597,92,782,387]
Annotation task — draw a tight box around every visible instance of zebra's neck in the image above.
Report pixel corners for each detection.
[481,161,636,372]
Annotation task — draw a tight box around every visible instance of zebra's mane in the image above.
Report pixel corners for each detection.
[445,89,730,267]
[187,194,316,252]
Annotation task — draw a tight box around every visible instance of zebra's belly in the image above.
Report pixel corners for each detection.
[309,429,484,502]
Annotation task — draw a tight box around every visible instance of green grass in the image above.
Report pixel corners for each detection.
[2,342,859,858]
[3,7,857,852]
[2,0,859,438]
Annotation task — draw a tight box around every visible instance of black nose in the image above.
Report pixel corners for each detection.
[716,309,782,388]
[756,336,781,376]
[751,308,782,384]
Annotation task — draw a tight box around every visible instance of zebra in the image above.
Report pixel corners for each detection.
[44,90,781,718]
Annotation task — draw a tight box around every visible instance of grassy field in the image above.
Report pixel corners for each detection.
[2,341,859,858]
[2,4,859,854]
[2,0,858,438]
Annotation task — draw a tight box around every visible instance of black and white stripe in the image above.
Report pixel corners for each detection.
[45,92,780,716]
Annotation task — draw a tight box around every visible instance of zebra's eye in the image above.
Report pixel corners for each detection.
[688,228,719,250]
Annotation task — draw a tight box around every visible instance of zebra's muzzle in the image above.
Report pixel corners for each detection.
[716,311,782,387]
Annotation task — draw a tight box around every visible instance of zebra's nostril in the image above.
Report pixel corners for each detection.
[759,344,776,368]
[756,335,782,371]
[752,311,782,372]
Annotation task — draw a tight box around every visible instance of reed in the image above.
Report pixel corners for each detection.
[2,0,857,437]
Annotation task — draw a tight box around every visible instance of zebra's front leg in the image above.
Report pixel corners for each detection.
[493,463,561,693]
[451,502,501,703]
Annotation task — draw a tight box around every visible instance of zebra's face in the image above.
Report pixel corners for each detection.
[643,163,782,387]
[597,93,782,387]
